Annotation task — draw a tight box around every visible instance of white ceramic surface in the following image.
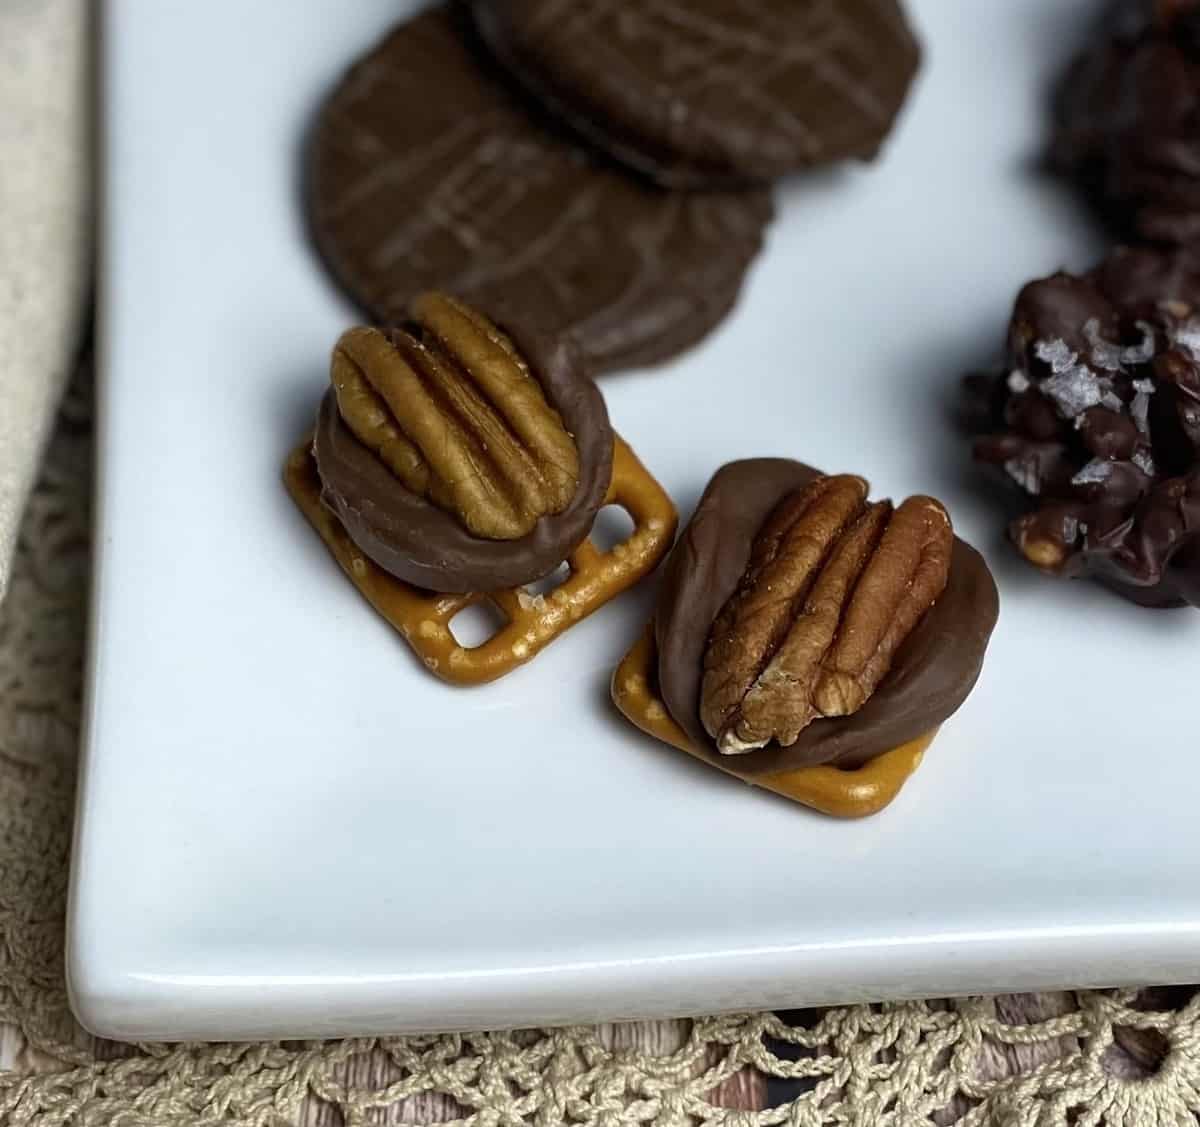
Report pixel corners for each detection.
[69,0,1200,1042]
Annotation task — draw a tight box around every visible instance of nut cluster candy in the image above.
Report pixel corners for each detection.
[967,244,1200,607]
[1054,0,1200,244]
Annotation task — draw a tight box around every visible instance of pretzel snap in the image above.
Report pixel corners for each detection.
[285,435,677,685]
[612,625,932,818]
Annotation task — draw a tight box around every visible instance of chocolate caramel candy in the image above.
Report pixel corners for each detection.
[314,293,613,593]
[612,459,998,818]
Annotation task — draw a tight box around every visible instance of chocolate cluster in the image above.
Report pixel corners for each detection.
[1054,0,1200,244]
[967,244,1200,607]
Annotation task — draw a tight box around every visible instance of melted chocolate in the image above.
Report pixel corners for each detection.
[656,460,999,773]
[314,314,613,594]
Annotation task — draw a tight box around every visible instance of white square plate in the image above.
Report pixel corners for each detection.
[70,0,1200,1041]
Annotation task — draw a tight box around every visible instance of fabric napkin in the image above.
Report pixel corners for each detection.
[0,0,91,601]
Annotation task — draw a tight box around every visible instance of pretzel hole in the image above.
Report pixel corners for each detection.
[522,561,571,601]
[448,600,508,648]
[590,504,636,554]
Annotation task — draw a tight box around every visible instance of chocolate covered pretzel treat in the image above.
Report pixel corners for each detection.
[285,294,677,684]
[469,0,922,189]
[1054,0,1200,244]
[967,245,1200,608]
[309,5,772,373]
[612,461,999,818]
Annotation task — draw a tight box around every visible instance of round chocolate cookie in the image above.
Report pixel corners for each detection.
[309,5,773,373]
[314,308,614,594]
[967,244,1200,608]
[1054,0,1200,244]
[469,0,922,189]
[654,460,999,774]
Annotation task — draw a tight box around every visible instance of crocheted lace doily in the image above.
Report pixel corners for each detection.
[1,372,1198,1126]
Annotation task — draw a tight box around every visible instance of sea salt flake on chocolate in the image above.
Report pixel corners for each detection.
[1035,338,1078,375]
[1042,364,1107,418]
[1132,448,1157,476]
[1131,378,1156,435]
[1004,456,1042,495]
[1072,458,1114,486]
[1173,319,1200,362]
[1034,338,1117,417]
[1062,515,1080,543]
[1123,322,1157,366]
[1084,318,1124,371]
[1007,369,1031,394]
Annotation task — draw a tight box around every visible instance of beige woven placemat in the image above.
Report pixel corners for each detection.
[1,366,1199,1127]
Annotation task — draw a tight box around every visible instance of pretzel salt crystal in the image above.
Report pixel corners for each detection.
[612,625,932,818]
[285,435,677,685]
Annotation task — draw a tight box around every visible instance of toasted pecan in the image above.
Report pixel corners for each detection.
[702,479,953,754]
[331,293,580,540]
[699,475,868,745]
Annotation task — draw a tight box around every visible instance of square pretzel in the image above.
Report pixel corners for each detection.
[284,435,677,685]
[611,624,933,818]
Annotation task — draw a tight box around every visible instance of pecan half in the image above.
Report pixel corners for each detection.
[330,293,580,540]
[701,479,953,755]
[699,475,869,745]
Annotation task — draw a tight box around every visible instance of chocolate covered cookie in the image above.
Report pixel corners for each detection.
[612,461,999,818]
[967,244,1200,608]
[309,5,772,373]
[1054,0,1200,244]
[286,294,678,684]
[470,0,922,189]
